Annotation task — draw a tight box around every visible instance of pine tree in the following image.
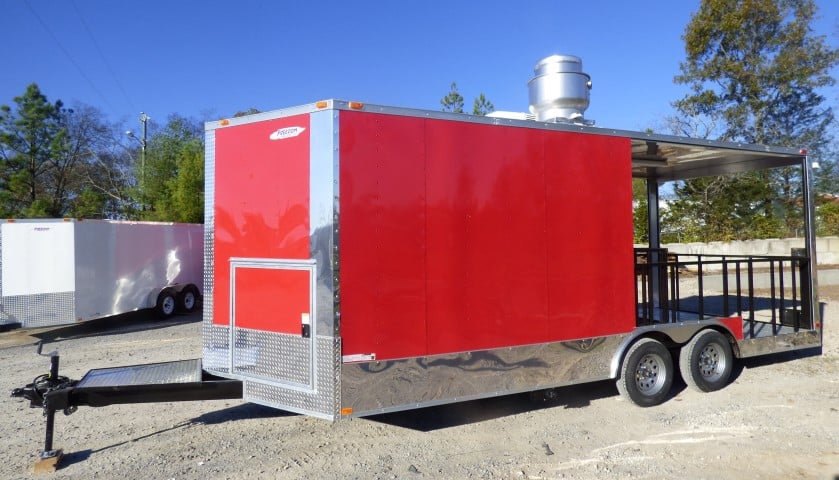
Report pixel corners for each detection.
[668,0,838,240]
[440,82,465,113]
[0,84,66,217]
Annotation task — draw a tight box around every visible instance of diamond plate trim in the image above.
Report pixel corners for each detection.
[243,336,340,419]
[202,129,225,370]
[3,292,76,328]
[233,329,312,388]
[203,325,231,373]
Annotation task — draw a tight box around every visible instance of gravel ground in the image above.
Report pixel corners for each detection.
[2,289,838,480]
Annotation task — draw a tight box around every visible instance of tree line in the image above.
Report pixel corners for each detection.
[657,0,839,241]
[1,0,836,241]
[0,84,203,223]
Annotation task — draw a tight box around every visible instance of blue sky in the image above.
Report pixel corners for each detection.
[2,1,838,133]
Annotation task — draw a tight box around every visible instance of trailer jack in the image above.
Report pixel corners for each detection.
[11,342,242,473]
[10,343,74,472]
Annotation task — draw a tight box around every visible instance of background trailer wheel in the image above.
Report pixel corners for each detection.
[177,284,200,313]
[679,329,734,393]
[617,338,674,407]
[154,289,177,318]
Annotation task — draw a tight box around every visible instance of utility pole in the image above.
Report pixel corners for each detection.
[140,112,148,205]
[127,112,150,211]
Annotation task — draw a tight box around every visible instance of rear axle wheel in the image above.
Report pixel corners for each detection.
[679,329,734,392]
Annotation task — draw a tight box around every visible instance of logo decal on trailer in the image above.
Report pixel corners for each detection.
[269,126,306,140]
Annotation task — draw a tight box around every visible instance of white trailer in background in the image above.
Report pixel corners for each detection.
[0,219,203,329]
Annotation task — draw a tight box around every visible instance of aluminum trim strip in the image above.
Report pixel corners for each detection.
[205,102,333,130]
[309,108,338,337]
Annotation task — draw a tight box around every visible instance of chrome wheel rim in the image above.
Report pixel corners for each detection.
[698,343,726,381]
[635,353,666,394]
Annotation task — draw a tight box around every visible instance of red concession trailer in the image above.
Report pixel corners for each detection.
[199,99,821,417]
[13,56,824,467]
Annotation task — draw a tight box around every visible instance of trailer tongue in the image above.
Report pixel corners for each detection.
[12,345,241,472]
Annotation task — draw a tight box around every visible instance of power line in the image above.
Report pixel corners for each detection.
[69,0,138,114]
[24,0,119,116]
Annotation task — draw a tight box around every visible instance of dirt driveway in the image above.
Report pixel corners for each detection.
[1,293,837,480]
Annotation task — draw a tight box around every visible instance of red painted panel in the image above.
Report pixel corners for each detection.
[544,132,635,338]
[338,111,428,360]
[234,268,309,334]
[338,112,636,361]
[213,115,310,326]
[719,316,744,340]
[424,121,549,354]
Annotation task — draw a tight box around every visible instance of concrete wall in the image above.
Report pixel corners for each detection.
[639,236,839,266]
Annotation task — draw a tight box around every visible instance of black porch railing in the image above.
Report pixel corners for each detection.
[634,249,813,338]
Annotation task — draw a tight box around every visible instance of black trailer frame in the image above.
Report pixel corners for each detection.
[11,348,241,468]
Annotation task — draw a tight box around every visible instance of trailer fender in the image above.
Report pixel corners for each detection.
[609,320,740,379]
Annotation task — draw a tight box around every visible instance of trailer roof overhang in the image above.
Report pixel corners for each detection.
[628,136,806,181]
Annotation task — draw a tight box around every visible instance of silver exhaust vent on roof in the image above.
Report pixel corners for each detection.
[527,54,593,124]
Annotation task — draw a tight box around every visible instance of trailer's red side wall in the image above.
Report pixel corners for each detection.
[339,111,634,360]
[213,115,311,330]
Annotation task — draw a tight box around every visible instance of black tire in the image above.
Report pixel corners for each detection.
[617,338,674,407]
[154,289,177,318]
[177,285,200,313]
[679,329,734,393]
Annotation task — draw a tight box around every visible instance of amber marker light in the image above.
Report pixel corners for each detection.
[219,119,230,126]
[348,101,364,110]
[316,101,328,109]
[340,407,353,416]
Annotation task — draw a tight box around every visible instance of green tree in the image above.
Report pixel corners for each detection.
[669,0,838,240]
[816,197,839,236]
[0,84,67,217]
[632,179,649,243]
[440,82,465,113]
[441,82,495,116]
[472,93,494,116]
[139,114,204,223]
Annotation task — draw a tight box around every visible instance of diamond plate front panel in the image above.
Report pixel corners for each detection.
[3,292,76,328]
[243,335,340,419]
[233,329,312,387]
